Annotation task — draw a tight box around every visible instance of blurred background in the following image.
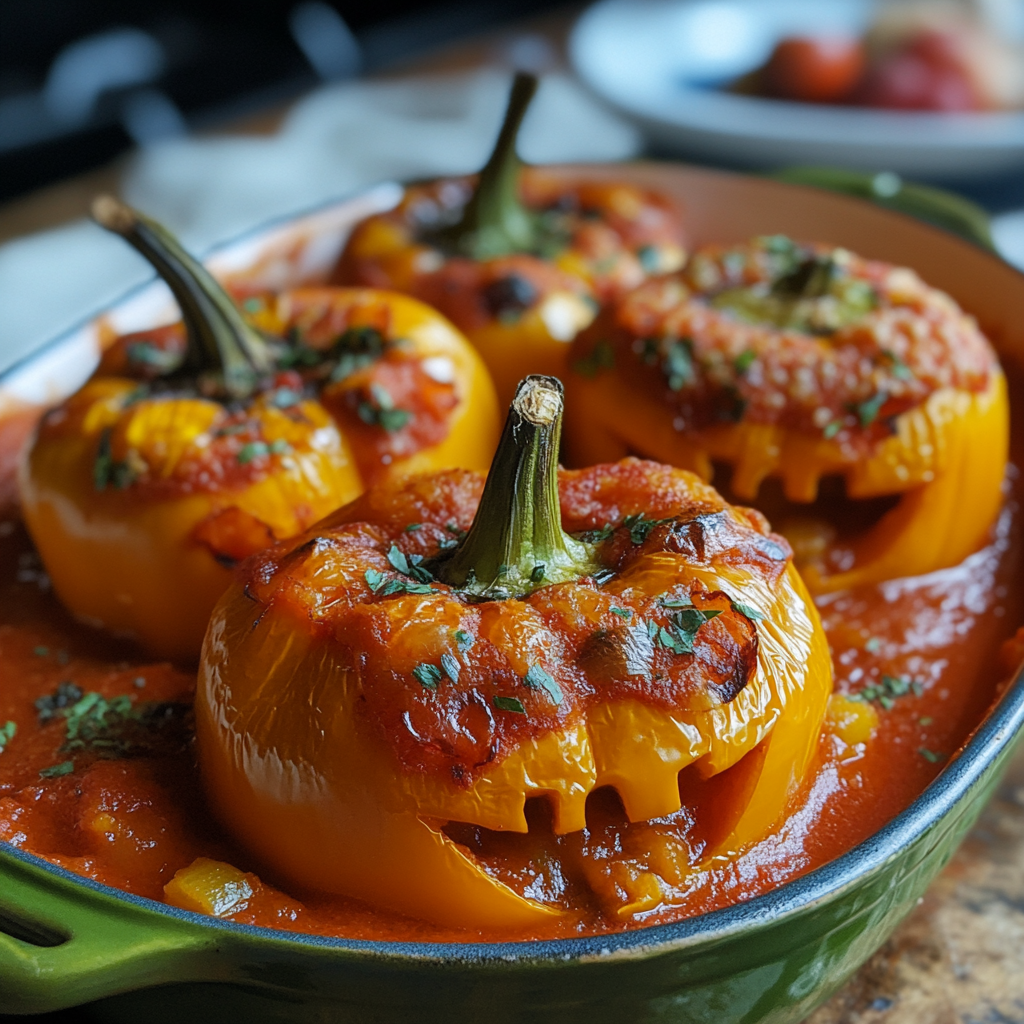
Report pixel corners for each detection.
[1,0,1024,373]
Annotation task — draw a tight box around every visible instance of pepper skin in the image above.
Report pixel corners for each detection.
[564,236,1008,592]
[333,73,685,407]
[197,378,831,929]
[20,199,498,662]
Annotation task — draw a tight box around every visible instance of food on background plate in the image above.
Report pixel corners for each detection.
[334,72,686,407]
[747,1,1024,111]
[197,377,831,927]
[564,235,1008,593]
[19,198,499,662]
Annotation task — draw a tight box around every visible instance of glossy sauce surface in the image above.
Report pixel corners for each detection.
[0,422,1020,942]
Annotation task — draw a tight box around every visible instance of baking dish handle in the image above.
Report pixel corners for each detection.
[0,853,216,1014]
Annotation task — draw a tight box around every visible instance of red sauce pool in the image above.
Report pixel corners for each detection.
[0,411,1021,943]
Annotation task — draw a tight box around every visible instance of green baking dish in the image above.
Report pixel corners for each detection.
[2,164,1023,1023]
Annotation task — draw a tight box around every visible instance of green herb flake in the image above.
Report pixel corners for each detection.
[33,645,49,657]
[730,601,765,621]
[237,441,270,464]
[659,593,693,609]
[573,339,615,378]
[126,341,180,372]
[919,716,933,727]
[454,630,474,652]
[734,349,756,374]
[854,391,888,428]
[852,674,921,709]
[93,429,114,491]
[39,760,74,779]
[268,439,291,456]
[524,664,563,706]
[358,384,411,432]
[919,747,944,764]
[623,513,671,546]
[637,245,660,272]
[881,349,913,380]
[865,637,882,654]
[823,420,843,440]
[0,720,16,752]
[413,663,442,690]
[440,652,461,684]
[404,523,422,533]
[610,607,632,619]
[530,564,546,584]
[493,695,527,715]
[270,388,302,409]
[387,545,411,575]
[364,569,386,592]
[663,339,694,391]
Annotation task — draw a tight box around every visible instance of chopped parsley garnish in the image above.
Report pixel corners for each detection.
[0,721,15,753]
[577,523,614,544]
[637,245,660,272]
[823,420,843,440]
[919,716,933,727]
[663,338,694,391]
[524,664,563,706]
[93,429,137,490]
[622,513,671,546]
[454,630,474,652]
[404,523,422,532]
[440,652,461,684]
[591,569,616,585]
[357,384,411,433]
[35,681,84,723]
[659,593,692,609]
[329,325,388,382]
[237,441,269,464]
[573,339,615,378]
[39,761,74,779]
[865,637,882,654]
[269,438,291,456]
[610,606,632,619]
[530,564,546,584]
[730,601,765,621]
[364,569,386,592]
[880,350,913,380]
[919,747,944,764]
[493,695,527,715]
[413,664,442,690]
[852,674,923,710]
[387,544,434,583]
[270,387,302,409]
[126,341,181,372]
[36,689,188,759]
[734,349,756,374]
[654,607,722,655]
[853,391,888,428]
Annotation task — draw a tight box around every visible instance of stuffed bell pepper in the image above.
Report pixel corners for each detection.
[197,376,831,930]
[564,236,1008,592]
[20,197,499,661]
[334,73,686,407]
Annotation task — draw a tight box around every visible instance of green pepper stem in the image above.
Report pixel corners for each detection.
[91,195,273,398]
[433,72,539,260]
[436,375,597,597]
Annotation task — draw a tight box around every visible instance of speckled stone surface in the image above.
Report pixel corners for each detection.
[810,737,1024,1024]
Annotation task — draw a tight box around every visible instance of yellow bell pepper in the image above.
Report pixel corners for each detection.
[564,237,1008,592]
[197,377,831,930]
[334,73,686,407]
[20,199,499,663]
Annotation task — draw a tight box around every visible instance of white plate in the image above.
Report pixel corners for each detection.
[569,0,1024,178]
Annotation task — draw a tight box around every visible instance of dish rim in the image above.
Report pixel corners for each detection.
[2,174,1023,966]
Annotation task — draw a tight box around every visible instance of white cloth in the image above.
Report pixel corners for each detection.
[0,69,641,375]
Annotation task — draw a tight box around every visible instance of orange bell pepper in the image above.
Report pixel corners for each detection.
[197,377,831,930]
[334,73,686,407]
[564,236,1008,592]
[20,198,499,663]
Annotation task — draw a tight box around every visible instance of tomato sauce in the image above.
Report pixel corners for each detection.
[0,415,1021,943]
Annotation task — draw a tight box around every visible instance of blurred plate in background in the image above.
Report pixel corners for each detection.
[569,0,1024,178]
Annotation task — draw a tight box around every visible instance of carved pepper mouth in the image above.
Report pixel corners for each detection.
[196,378,831,930]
